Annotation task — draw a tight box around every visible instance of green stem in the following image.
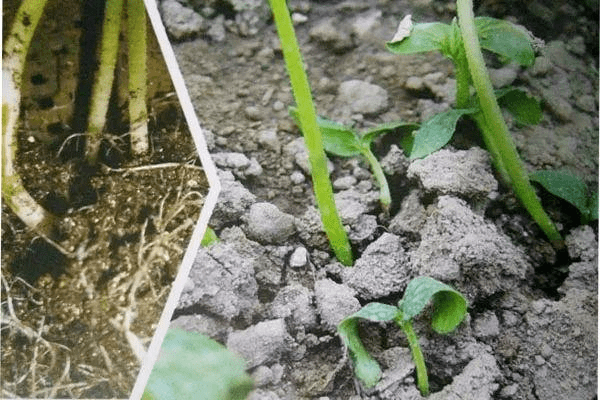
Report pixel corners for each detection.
[2,0,55,235]
[453,56,471,109]
[398,319,429,396]
[86,0,125,164]
[127,0,149,155]
[456,0,562,246]
[268,0,353,265]
[363,147,391,211]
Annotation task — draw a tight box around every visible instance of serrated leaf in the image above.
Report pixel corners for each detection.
[362,121,419,146]
[409,108,476,159]
[496,87,542,125]
[399,277,467,334]
[387,22,452,54]
[475,17,535,66]
[144,328,254,400]
[530,170,590,216]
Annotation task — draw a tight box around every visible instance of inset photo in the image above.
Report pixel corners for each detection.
[1,0,219,398]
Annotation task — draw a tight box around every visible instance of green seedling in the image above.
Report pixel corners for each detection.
[290,107,418,211]
[269,0,353,265]
[201,226,220,247]
[386,0,562,246]
[530,170,599,224]
[338,276,467,396]
[142,328,254,400]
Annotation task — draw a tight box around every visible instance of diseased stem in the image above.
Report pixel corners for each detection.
[127,0,149,155]
[2,0,55,235]
[398,318,429,396]
[456,0,562,246]
[269,0,353,265]
[86,0,125,164]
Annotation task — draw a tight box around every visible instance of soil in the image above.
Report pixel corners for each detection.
[1,0,208,398]
[161,0,598,400]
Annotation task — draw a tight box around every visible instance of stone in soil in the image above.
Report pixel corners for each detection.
[243,202,296,245]
[314,279,361,332]
[227,319,293,369]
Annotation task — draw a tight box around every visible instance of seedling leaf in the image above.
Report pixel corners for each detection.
[338,316,385,388]
[399,276,467,334]
[474,17,535,66]
[387,21,452,54]
[144,328,253,400]
[589,191,599,221]
[496,87,542,125]
[201,227,219,247]
[530,170,590,216]
[362,121,419,145]
[410,108,476,159]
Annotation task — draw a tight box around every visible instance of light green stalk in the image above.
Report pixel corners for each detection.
[397,318,429,396]
[86,0,125,164]
[127,0,149,155]
[363,148,391,211]
[456,0,562,246]
[2,0,55,235]
[268,0,353,265]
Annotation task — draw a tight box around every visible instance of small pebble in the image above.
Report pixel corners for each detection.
[244,106,263,121]
[290,171,305,184]
[292,13,308,24]
[333,175,357,190]
[289,247,308,268]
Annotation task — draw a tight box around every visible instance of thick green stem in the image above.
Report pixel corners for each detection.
[456,0,562,246]
[2,0,55,235]
[269,0,353,265]
[453,56,471,109]
[398,319,429,396]
[86,0,125,164]
[363,147,391,211]
[127,0,149,155]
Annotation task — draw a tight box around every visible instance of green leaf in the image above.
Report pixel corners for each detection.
[474,17,535,66]
[362,121,419,146]
[290,106,362,157]
[400,277,467,334]
[387,22,452,54]
[338,303,399,388]
[201,227,219,247]
[496,87,542,125]
[318,117,363,157]
[144,328,254,400]
[530,170,590,217]
[409,108,476,159]
[588,191,598,221]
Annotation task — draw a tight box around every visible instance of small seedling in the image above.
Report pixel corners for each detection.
[386,0,563,246]
[290,107,418,211]
[269,0,353,265]
[338,276,467,396]
[530,170,599,224]
[142,328,253,400]
[201,226,220,247]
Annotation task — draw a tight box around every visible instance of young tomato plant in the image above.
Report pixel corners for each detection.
[338,276,467,396]
[268,0,353,265]
[386,0,564,247]
[290,107,418,211]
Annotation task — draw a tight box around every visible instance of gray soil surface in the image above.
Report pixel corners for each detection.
[163,0,600,399]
